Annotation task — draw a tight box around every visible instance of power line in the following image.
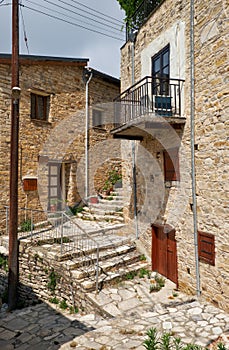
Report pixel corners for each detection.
[19,1,30,54]
[42,0,121,30]
[24,0,123,34]
[68,0,123,25]
[20,4,124,41]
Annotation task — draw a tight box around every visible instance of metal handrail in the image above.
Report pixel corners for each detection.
[4,206,100,292]
[114,76,185,125]
[60,212,100,292]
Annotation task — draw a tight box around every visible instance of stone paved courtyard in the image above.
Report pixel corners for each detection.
[0,275,229,350]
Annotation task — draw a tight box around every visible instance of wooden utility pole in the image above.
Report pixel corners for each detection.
[8,0,20,311]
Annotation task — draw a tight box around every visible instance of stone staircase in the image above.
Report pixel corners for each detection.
[58,231,149,292]
[0,190,150,304]
[77,188,128,224]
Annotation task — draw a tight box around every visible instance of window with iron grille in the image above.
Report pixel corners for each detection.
[163,147,180,181]
[198,231,215,266]
[31,93,50,121]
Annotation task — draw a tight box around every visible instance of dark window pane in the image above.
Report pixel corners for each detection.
[163,51,169,67]
[30,93,50,121]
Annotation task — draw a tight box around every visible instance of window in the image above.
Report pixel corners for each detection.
[152,44,170,96]
[31,93,50,121]
[163,148,180,181]
[198,231,215,266]
[92,109,103,128]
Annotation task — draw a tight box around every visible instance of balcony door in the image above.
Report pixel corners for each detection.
[152,44,170,96]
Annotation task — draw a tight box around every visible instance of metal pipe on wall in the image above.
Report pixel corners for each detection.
[84,68,93,200]
[190,0,201,297]
[130,30,139,240]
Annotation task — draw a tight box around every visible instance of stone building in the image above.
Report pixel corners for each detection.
[112,0,228,311]
[0,54,120,223]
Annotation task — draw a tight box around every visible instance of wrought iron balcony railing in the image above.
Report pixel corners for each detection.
[114,76,185,126]
[126,0,164,41]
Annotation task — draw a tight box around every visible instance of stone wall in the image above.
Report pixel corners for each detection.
[0,59,120,231]
[120,0,229,312]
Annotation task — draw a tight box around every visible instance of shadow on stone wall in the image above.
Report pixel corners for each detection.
[0,271,95,349]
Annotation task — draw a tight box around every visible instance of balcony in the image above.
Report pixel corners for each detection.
[126,0,164,41]
[112,76,185,140]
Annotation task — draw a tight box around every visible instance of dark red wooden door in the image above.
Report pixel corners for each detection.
[152,225,178,285]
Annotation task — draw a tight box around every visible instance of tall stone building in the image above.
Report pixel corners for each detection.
[0,54,120,223]
[112,0,228,311]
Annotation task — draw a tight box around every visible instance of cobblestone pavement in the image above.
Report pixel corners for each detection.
[0,276,229,350]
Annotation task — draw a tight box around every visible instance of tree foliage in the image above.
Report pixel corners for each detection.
[117,0,143,23]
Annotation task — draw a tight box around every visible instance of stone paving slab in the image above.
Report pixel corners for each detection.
[0,276,229,350]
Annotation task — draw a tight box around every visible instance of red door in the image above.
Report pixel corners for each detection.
[152,225,178,286]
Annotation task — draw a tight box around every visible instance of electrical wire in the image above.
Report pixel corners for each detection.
[54,0,122,27]
[20,4,124,41]
[24,0,123,34]
[68,0,123,25]
[19,0,30,54]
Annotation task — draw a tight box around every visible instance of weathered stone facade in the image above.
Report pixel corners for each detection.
[118,0,229,311]
[0,55,120,229]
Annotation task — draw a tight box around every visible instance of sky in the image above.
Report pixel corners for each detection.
[0,0,125,78]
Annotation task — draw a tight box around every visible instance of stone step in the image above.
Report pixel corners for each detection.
[80,260,150,291]
[64,243,136,271]
[78,213,124,223]
[83,210,124,219]
[85,202,123,213]
[58,233,133,261]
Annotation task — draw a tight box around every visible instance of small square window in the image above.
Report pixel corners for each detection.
[198,231,215,266]
[31,93,50,121]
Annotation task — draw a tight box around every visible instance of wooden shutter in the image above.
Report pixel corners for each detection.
[163,148,180,181]
[198,231,215,266]
[23,178,37,191]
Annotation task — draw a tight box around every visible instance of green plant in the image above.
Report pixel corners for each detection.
[155,274,165,288]
[140,254,147,261]
[125,271,138,280]
[139,268,151,279]
[143,328,223,350]
[59,299,68,310]
[0,254,8,272]
[69,205,84,215]
[49,296,59,304]
[217,344,226,350]
[47,268,60,293]
[53,237,71,244]
[102,169,122,192]
[143,328,160,350]
[161,333,172,350]
[69,306,79,314]
[150,274,165,293]
[20,219,33,232]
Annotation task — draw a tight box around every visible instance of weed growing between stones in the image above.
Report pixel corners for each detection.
[143,328,227,350]
[59,299,68,310]
[150,274,165,293]
[0,254,8,272]
[47,268,60,293]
